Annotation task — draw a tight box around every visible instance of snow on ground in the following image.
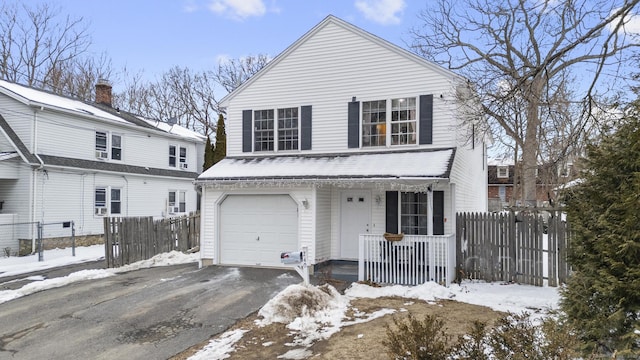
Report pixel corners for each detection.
[190,280,561,360]
[0,247,562,360]
[0,246,198,304]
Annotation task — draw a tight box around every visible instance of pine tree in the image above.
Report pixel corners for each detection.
[560,100,640,357]
[213,113,226,165]
[203,135,215,171]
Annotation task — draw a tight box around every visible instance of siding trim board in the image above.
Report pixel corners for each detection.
[38,155,198,179]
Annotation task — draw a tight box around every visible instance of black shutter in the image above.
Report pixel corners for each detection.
[433,190,444,235]
[348,101,360,148]
[385,191,398,233]
[419,94,433,145]
[242,109,252,152]
[301,105,312,150]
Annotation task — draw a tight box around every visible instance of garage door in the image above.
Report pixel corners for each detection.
[219,195,298,267]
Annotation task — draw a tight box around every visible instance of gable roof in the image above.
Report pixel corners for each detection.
[0,114,39,165]
[197,148,456,183]
[219,15,463,106]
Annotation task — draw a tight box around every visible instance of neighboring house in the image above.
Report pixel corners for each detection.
[195,15,487,285]
[0,79,206,255]
[487,158,576,211]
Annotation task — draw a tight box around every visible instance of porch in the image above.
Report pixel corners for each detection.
[358,233,456,286]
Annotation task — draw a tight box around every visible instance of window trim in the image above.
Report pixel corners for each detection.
[95,186,122,216]
[169,145,177,167]
[168,190,187,214]
[497,166,509,178]
[361,97,418,148]
[253,107,301,153]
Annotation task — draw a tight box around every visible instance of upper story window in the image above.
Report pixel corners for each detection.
[254,109,275,151]
[179,147,187,168]
[111,134,122,161]
[497,166,509,178]
[95,131,122,161]
[169,145,188,168]
[362,100,387,147]
[278,107,299,151]
[362,97,417,148]
[391,98,417,145]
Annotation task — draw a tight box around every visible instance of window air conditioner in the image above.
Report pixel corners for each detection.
[95,207,107,216]
[95,151,108,159]
[180,163,188,169]
[169,206,180,214]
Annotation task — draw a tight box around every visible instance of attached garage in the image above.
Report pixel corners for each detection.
[219,194,299,267]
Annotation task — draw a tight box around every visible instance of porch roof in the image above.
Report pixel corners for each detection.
[197,148,455,183]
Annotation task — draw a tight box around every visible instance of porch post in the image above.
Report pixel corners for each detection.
[427,188,433,236]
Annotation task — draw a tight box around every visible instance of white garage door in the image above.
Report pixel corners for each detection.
[219,195,298,267]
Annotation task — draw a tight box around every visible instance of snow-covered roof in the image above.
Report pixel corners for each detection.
[0,79,128,124]
[139,117,207,141]
[197,148,455,182]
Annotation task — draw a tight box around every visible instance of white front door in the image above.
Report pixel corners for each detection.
[340,191,370,259]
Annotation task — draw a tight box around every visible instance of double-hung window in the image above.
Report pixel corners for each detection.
[278,107,298,151]
[168,190,186,213]
[254,110,275,151]
[111,134,122,160]
[95,187,121,216]
[362,97,417,148]
[179,147,187,168]
[362,100,387,147]
[95,131,122,160]
[169,145,176,167]
[391,98,417,145]
[253,107,300,152]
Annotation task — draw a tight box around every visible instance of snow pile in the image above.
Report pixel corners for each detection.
[0,250,199,305]
[188,329,248,360]
[191,280,562,359]
[0,244,105,278]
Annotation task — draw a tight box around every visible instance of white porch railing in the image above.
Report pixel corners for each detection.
[358,234,456,286]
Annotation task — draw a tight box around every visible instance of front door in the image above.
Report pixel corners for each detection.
[340,191,370,259]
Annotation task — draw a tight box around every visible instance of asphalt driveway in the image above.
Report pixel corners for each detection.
[0,263,300,359]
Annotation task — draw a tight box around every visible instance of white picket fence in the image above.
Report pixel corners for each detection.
[358,234,456,286]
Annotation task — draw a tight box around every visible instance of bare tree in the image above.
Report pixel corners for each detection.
[214,54,269,93]
[46,53,115,100]
[0,2,91,87]
[411,0,640,206]
[114,66,219,136]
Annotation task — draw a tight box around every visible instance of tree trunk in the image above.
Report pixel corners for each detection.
[522,79,543,206]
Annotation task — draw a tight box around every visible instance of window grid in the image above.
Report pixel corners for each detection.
[254,110,274,151]
[400,192,428,235]
[497,166,508,178]
[278,107,298,151]
[391,98,417,145]
[362,100,387,147]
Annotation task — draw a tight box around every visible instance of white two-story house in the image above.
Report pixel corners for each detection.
[196,15,487,285]
[0,80,206,255]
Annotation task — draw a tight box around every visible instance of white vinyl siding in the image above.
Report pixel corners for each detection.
[225,21,457,156]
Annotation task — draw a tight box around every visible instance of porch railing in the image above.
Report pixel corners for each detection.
[358,234,456,286]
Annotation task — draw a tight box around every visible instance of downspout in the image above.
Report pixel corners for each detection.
[122,175,129,216]
[30,107,45,253]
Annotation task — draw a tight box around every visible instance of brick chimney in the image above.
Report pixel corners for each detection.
[95,79,112,107]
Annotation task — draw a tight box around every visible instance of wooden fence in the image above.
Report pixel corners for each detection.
[456,211,571,287]
[103,212,200,268]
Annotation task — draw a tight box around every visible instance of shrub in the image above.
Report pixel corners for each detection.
[383,314,451,359]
